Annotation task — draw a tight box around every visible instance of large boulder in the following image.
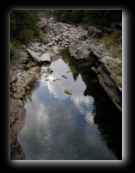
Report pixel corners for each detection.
[40,53,51,63]
[87,26,102,38]
[27,49,51,64]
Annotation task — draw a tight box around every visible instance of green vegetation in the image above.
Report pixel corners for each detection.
[52,10,122,29]
[10,10,40,45]
[38,10,53,18]
[101,31,122,59]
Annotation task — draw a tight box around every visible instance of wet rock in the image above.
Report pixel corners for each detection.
[46,67,53,74]
[64,89,73,95]
[45,74,49,78]
[62,75,68,79]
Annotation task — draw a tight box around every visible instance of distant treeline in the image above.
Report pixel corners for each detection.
[10,10,122,45]
[52,10,122,29]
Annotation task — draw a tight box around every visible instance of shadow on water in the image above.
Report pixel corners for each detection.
[61,48,122,160]
[17,48,122,160]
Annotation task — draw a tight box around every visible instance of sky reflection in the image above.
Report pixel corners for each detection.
[17,57,117,160]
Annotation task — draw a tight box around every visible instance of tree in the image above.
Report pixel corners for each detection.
[10,10,40,44]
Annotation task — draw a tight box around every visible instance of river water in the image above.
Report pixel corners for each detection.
[17,50,122,160]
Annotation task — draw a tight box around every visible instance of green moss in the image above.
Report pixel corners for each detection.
[110,65,122,76]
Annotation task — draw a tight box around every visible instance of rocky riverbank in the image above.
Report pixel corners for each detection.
[38,17,122,111]
[10,16,122,159]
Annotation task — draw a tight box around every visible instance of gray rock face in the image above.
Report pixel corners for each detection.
[87,26,102,38]
[76,47,90,59]
[64,89,73,95]
[27,49,41,63]
[90,53,122,112]
[10,98,26,160]
[27,49,51,64]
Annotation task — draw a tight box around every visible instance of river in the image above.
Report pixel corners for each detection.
[17,49,122,160]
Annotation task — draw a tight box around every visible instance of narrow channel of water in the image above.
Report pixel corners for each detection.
[17,50,122,160]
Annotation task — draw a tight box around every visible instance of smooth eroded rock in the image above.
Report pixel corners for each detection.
[64,89,73,95]
[40,53,51,63]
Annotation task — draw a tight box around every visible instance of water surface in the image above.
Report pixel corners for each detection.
[17,53,121,160]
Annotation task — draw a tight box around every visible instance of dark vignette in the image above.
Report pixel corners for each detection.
[1,1,133,171]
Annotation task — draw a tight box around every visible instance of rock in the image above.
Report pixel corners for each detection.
[10,98,25,122]
[26,86,31,90]
[10,98,26,160]
[40,53,51,63]
[76,47,90,59]
[45,74,49,78]
[48,41,54,47]
[87,26,102,38]
[26,49,41,64]
[24,61,36,70]
[45,79,49,81]
[30,42,45,52]
[79,35,87,41]
[99,27,113,34]
[52,46,60,55]
[46,67,53,74]
[20,57,30,64]
[64,89,73,95]
[101,56,121,64]
[12,93,23,100]
[62,75,68,79]
[27,49,51,64]
[91,66,99,74]
[10,76,17,83]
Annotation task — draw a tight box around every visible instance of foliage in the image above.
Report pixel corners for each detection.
[10,10,40,44]
[52,10,122,28]
[38,10,53,18]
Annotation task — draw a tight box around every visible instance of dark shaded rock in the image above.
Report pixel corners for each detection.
[20,57,30,64]
[98,26,113,34]
[62,75,68,79]
[79,35,87,41]
[88,26,102,38]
